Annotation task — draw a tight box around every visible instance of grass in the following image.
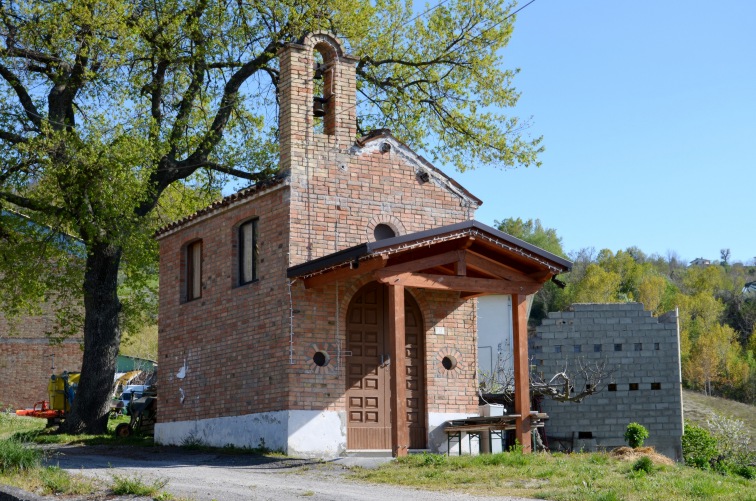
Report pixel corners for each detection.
[7,414,154,447]
[353,451,756,500]
[0,412,151,498]
[111,472,168,496]
[683,389,756,445]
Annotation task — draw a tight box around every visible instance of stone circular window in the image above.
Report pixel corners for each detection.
[313,351,330,367]
[441,355,457,371]
[373,223,396,241]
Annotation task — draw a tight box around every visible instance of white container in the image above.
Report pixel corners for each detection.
[479,403,505,417]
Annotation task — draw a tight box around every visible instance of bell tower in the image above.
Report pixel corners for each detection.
[277,32,358,177]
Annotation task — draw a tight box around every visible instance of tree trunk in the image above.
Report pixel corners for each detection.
[62,242,122,434]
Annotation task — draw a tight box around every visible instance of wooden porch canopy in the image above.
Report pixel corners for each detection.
[287,220,572,456]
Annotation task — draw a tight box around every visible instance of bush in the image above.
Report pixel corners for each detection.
[0,438,41,472]
[706,414,755,469]
[632,456,654,474]
[681,422,718,469]
[624,423,649,449]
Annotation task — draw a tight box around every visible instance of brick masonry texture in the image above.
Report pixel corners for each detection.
[0,304,82,410]
[532,303,683,460]
[157,33,480,432]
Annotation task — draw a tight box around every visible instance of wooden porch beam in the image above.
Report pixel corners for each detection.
[388,284,409,457]
[376,272,541,295]
[512,294,531,453]
[378,250,461,275]
[465,252,540,284]
[302,256,387,289]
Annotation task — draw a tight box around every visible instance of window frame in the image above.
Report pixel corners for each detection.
[238,218,259,286]
[185,239,202,302]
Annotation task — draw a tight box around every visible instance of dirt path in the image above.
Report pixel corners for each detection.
[46,445,541,501]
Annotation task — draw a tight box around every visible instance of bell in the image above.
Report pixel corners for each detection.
[313,97,327,118]
[313,63,326,80]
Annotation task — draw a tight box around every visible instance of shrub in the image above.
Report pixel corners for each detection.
[706,414,755,469]
[0,437,41,472]
[624,423,649,449]
[632,456,654,474]
[681,422,718,469]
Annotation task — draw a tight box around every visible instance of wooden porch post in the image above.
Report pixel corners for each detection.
[388,284,409,457]
[512,294,532,453]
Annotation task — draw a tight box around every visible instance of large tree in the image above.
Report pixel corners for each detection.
[0,0,542,433]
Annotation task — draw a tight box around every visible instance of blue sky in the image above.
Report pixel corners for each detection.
[453,1,756,264]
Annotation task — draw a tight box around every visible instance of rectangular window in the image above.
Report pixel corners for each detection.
[555,345,562,353]
[629,383,639,391]
[614,343,622,352]
[594,344,602,353]
[608,384,617,392]
[186,240,202,301]
[239,219,258,285]
[651,383,661,390]
[654,342,660,351]
[573,345,581,353]
[635,343,642,351]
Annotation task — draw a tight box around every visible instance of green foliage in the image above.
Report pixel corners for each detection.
[0,0,543,433]
[495,218,565,257]
[632,456,654,474]
[682,422,718,469]
[624,422,649,448]
[110,473,167,496]
[0,438,41,472]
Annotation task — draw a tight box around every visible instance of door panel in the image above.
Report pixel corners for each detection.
[346,282,426,450]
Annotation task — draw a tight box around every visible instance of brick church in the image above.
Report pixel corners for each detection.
[155,32,571,457]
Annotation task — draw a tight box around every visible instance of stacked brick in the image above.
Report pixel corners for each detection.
[0,305,82,410]
[532,303,683,460]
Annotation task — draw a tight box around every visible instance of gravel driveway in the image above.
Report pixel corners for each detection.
[40,445,541,501]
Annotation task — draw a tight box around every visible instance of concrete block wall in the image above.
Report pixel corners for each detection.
[532,303,683,460]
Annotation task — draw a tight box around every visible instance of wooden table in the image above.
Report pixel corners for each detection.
[443,412,548,455]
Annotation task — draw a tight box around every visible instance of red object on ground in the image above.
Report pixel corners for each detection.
[15,401,63,419]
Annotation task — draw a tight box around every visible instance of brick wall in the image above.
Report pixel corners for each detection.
[157,186,291,423]
[532,303,683,460]
[156,32,480,438]
[285,278,479,416]
[0,305,82,410]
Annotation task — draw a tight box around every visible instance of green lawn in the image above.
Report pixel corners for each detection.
[353,451,756,501]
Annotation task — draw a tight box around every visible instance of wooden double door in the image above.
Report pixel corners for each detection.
[346,282,426,450]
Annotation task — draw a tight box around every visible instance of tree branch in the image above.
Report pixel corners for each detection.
[0,62,42,130]
[0,191,64,216]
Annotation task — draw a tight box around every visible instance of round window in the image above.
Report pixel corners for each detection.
[441,355,457,371]
[313,351,330,367]
[373,224,396,241]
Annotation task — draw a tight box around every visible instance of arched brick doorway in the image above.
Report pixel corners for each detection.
[345,282,426,450]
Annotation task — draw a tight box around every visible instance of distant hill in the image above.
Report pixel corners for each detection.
[683,389,756,446]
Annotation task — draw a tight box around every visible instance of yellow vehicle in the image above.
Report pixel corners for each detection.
[16,371,80,425]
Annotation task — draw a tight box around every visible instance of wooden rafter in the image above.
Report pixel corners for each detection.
[302,256,387,289]
[375,272,541,295]
[465,252,541,284]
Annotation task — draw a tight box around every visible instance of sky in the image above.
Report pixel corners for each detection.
[452,0,756,265]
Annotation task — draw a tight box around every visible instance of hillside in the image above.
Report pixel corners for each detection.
[683,389,756,444]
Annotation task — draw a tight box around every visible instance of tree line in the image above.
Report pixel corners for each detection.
[498,218,756,405]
